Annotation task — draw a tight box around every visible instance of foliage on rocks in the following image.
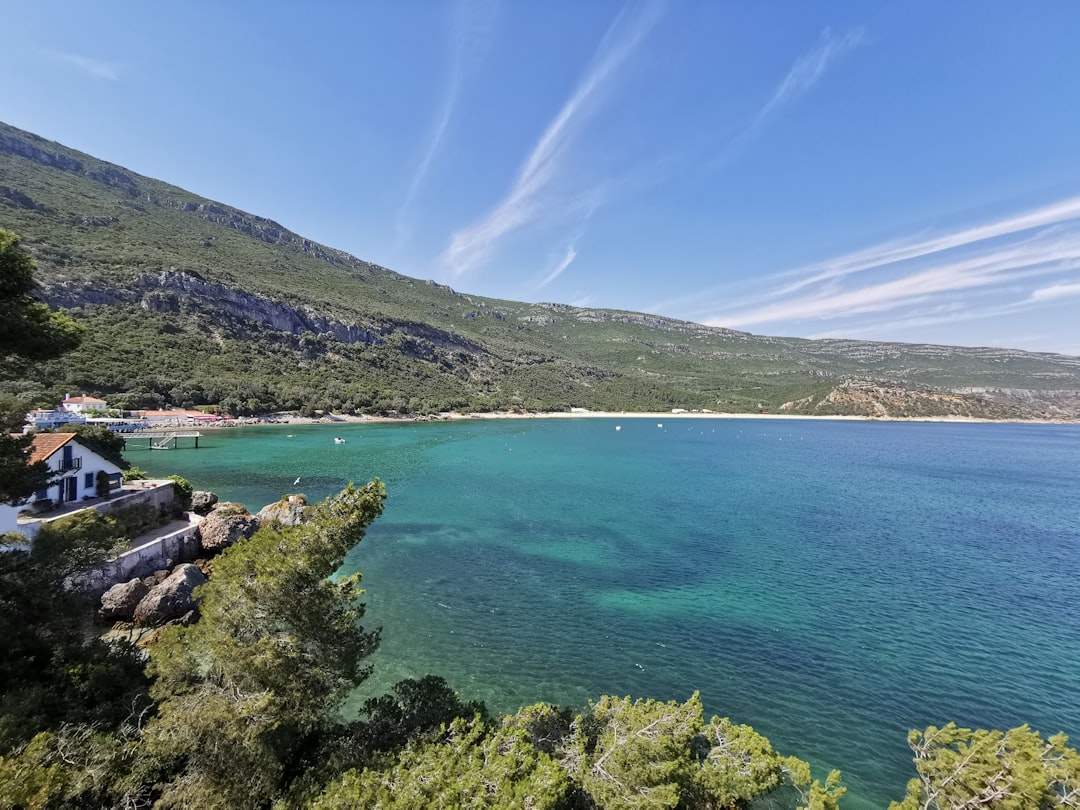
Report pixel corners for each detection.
[311,715,570,810]
[889,723,1080,810]
[164,474,193,511]
[141,481,386,808]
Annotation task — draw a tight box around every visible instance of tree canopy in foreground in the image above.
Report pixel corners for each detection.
[0,478,1077,809]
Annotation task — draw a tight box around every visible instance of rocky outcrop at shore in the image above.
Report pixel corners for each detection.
[100,578,150,620]
[190,490,219,515]
[197,502,258,552]
[133,564,207,626]
[255,494,310,527]
[100,491,325,633]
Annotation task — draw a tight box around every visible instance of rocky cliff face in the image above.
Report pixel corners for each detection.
[38,270,485,357]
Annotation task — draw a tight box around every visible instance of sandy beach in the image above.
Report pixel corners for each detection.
[219,409,1075,428]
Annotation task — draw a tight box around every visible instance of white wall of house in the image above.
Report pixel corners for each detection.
[0,438,124,541]
[38,440,124,506]
[0,507,20,538]
[61,397,107,414]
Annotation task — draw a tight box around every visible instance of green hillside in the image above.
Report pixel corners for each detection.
[2,121,1079,419]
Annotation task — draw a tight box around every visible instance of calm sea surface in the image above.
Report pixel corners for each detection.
[126,418,1080,807]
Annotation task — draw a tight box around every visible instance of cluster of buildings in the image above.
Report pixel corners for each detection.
[25,395,226,433]
[3,395,223,538]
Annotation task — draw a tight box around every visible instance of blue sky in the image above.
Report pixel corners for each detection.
[3,2,1080,355]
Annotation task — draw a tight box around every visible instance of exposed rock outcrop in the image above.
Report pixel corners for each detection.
[197,503,259,552]
[133,564,207,626]
[100,578,150,620]
[256,494,310,527]
[190,490,219,515]
[38,271,485,359]
[796,379,1025,419]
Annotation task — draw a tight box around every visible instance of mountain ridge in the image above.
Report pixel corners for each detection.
[2,120,1078,420]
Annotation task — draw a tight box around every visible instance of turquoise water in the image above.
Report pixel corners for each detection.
[127,418,1080,807]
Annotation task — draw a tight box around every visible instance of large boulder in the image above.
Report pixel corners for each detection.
[133,563,207,626]
[190,490,219,515]
[255,494,310,527]
[197,503,258,552]
[100,578,150,620]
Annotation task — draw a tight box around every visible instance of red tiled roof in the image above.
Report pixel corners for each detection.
[64,396,106,404]
[28,433,77,464]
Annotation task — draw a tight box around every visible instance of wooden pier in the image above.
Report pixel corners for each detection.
[124,431,204,450]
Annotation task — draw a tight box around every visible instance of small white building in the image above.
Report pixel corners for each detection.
[60,395,108,414]
[25,408,86,431]
[0,433,124,536]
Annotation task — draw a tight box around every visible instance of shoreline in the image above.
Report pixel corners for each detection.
[197,409,1079,429]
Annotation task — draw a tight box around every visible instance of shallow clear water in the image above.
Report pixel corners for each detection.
[128,418,1080,807]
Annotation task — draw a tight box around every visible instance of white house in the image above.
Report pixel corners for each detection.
[60,395,108,414]
[0,433,124,536]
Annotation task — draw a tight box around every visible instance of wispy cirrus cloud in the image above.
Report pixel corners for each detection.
[395,0,498,244]
[441,0,663,277]
[1028,280,1080,302]
[537,202,598,289]
[755,27,865,125]
[715,237,1080,328]
[540,245,579,288]
[698,198,1080,335]
[710,26,864,170]
[43,49,122,81]
[771,196,1080,298]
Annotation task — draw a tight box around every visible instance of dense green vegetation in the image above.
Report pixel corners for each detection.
[2,478,1077,808]
[2,121,1079,419]
[0,228,84,503]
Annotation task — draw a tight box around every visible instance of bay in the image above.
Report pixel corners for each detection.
[126,417,1080,808]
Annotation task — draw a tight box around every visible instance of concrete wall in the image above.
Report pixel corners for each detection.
[97,481,178,518]
[72,514,203,597]
[10,481,177,543]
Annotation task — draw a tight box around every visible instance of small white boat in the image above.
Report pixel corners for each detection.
[334,437,346,444]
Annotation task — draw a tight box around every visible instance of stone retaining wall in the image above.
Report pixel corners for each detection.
[70,514,203,597]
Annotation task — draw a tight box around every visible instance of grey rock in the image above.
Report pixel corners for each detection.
[100,578,150,620]
[190,490,219,515]
[255,494,310,527]
[198,503,258,552]
[133,563,207,626]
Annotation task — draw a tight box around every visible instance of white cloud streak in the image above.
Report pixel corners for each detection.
[689,196,1080,338]
[754,27,865,125]
[540,245,578,287]
[773,196,1080,297]
[1029,280,1080,302]
[441,0,663,276]
[44,50,121,81]
[709,229,1080,329]
[396,0,497,243]
[709,26,864,171]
